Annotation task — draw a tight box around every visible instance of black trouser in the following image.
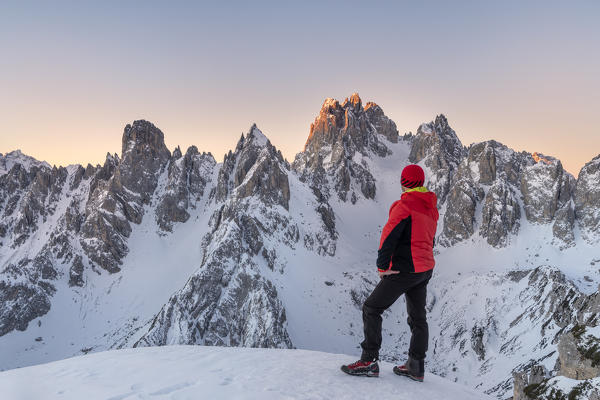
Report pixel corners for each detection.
[360,269,433,362]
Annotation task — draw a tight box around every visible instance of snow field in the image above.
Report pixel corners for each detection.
[0,346,492,400]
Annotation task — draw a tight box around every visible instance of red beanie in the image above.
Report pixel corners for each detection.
[401,164,425,188]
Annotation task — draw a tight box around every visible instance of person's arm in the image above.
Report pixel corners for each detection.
[376,202,410,272]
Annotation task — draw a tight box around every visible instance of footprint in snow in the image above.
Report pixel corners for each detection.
[149,382,194,396]
[220,376,233,386]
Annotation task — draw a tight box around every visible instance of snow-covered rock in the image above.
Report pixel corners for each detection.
[408,114,465,203]
[133,125,294,349]
[155,146,216,232]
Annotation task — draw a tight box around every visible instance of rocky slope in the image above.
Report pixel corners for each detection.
[1,93,599,399]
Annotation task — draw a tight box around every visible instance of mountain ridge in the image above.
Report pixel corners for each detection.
[1,93,599,399]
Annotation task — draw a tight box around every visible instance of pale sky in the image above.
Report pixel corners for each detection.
[1,1,598,176]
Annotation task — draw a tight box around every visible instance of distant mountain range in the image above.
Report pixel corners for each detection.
[1,93,599,399]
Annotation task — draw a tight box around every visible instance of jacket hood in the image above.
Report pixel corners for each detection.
[402,189,438,209]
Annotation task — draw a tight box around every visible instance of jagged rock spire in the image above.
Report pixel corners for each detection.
[215,124,290,210]
[295,93,398,203]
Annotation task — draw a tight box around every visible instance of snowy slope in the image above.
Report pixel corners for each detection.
[0,166,219,369]
[0,346,492,400]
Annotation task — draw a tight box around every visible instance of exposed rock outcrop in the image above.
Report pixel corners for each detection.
[575,154,600,244]
[155,146,216,231]
[439,177,483,245]
[0,258,55,336]
[513,365,548,400]
[215,124,290,210]
[135,127,295,348]
[80,120,171,272]
[480,180,521,247]
[408,115,465,203]
[558,327,600,380]
[520,153,573,224]
[293,93,398,203]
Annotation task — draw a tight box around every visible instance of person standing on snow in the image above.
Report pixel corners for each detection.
[341,164,439,382]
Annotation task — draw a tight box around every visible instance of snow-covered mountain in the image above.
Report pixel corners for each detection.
[1,94,599,399]
[0,346,492,400]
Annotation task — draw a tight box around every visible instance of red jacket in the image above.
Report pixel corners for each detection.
[377,189,439,273]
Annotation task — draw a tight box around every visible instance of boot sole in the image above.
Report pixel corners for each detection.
[340,366,379,377]
[393,368,423,382]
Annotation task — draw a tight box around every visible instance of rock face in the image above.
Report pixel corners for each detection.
[480,180,521,247]
[512,365,548,400]
[80,120,171,272]
[0,259,55,336]
[439,177,483,246]
[293,93,398,203]
[155,146,216,231]
[575,154,600,244]
[408,115,465,203]
[512,326,600,400]
[520,153,573,224]
[0,154,82,336]
[217,125,290,209]
[558,328,600,380]
[415,130,580,248]
[135,126,295,349]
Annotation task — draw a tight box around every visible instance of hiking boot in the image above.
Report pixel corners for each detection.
[341,359,379,377]
[393,357,424,382]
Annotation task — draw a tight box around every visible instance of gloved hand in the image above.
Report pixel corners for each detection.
[378,269,400,279]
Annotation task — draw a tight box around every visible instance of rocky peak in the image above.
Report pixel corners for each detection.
[532,152,558,165]
[246,123,270,148]
[116,120,171,203]
[294,94,398,203]
[341,92,362,110]
[121,120,171,162]
[303,93,397,156]
[411,115,463,164]
[80,121,172,273]
[215,125,290,209]
[231,125,285,187]
[155,144,216,232]
[409,114,465,203]
[463,140,529,185]
[171,146,182,161]
[0,149,51,175]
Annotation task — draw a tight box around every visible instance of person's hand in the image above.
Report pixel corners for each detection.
[378,269,400,278]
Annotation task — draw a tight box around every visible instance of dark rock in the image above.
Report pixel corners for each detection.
[81,120,171,272]
[216,125,290,210]
[439,178,483,245]
[575,154,600,244]
[512,365,548,400]
[558,328,600,380]
[471,325,486,360]
[480,180,521,247]
[0,262,55,337]
[69,255,85,287]
[156,147,216,231]
[409,115,465,203]
[520,153,571,224]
